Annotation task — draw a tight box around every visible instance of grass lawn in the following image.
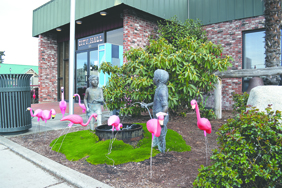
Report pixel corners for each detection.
[50,123,191,165]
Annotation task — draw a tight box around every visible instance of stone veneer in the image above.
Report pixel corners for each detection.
[38,33,58,103]
[203,16,265,110]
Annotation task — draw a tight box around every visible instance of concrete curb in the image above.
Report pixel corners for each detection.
[0,136,112,188]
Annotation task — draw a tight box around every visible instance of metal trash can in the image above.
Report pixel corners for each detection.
[0,74,32,132]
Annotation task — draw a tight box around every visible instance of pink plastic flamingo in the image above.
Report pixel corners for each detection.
[190,99,212,136]
[27,107,43,134]
[73,94,86,113]
[42,109,56,123]
[146,112,167,140]
[146,112,167,179]
[27,107,43,122]
[108,115,123,131]
[60,113,97,128]
[59,87,67,117]
[33,90,36,100]
[191,99,212,166]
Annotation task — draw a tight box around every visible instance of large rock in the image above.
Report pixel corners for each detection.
[247,86,282,112]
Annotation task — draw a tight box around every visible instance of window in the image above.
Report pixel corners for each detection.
[106,28,123,45]
[243,30,265,69]
[242,29,282,91]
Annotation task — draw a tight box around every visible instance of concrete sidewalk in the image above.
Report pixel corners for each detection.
[0,103,113,188]
[0,143,75,188]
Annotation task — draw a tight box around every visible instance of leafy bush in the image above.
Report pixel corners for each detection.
[193,106,282,187]
[100,17,232,115]
[232,92,249,113]
[197,95,216,120]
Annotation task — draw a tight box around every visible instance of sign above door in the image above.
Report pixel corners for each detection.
[77,33,104,51]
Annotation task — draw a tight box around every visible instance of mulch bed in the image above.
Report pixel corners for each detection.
[8,111,235,188]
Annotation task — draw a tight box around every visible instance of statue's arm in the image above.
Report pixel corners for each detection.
[84,89,89,111]
[140,102,153,108]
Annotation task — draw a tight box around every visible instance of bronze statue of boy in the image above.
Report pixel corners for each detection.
[84,75,104,130]
[141,69,169,153]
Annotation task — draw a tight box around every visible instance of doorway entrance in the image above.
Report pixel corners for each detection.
[75,48,99,101]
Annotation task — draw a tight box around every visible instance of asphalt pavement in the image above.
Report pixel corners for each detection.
[0,103,113,188]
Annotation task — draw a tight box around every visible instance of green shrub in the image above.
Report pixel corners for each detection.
[193,105,282,187]
[197,95,216,120]
[232,92,249,113]
[100,17,232,116]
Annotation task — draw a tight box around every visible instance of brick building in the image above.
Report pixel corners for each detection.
[33,0,274,110]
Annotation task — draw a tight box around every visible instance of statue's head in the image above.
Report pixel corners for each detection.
[153,69,169,85]
[89,75,99,81]
[89,75,99,87]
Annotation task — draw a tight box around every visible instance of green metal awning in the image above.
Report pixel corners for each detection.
[32,0,188,37]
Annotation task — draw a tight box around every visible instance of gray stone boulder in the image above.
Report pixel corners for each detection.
[247,86,282,113]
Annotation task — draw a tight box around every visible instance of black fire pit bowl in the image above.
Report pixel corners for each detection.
[95,123,143,146]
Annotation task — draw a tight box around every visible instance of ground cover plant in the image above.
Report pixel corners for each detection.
[193,105,282,187]
[50,123,191,165]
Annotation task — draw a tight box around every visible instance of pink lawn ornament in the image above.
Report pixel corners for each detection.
[191,99,212,166]
[60,113,97,128]
[33,90,36,100]
[190,99,212,136]
[59,87,67,117]
[108,115,123,131]
[146,112,167,179]
[42,109,56,123]
[27,107,43,122]
[73,94,86,113]
[146,112,167,140]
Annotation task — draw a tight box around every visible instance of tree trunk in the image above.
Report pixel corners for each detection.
[264,0,281,68]
[264,0,281,84]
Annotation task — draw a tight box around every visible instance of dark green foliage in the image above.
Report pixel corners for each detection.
[50,123,191,165]
[232,92,249,113]
[100,17,232,116]
[193,106,282,187]
[197,95,216,120]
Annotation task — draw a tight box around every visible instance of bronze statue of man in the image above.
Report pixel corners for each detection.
[84,75,104,130]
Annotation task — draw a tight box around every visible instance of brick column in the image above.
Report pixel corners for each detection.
[123,9,158,62]
[38,33,58,103]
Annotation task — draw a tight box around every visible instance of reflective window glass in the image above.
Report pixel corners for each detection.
[243,29,282,92]
[244,30,265,69]
[106,28,123,45]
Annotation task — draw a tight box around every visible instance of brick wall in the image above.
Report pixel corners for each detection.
[123,9,158,60]
[38,33,58,103]
[203,16,265,110]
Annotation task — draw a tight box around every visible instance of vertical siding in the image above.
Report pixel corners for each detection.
[33,0,188,37]
[189,0,264,25]
[210,0,218,23]
[218,0,227,22]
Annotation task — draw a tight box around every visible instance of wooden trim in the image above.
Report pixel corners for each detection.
[214,67,282,78]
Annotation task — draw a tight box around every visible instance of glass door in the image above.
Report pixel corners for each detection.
[76,52,87,101]
[90,50,99,77]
